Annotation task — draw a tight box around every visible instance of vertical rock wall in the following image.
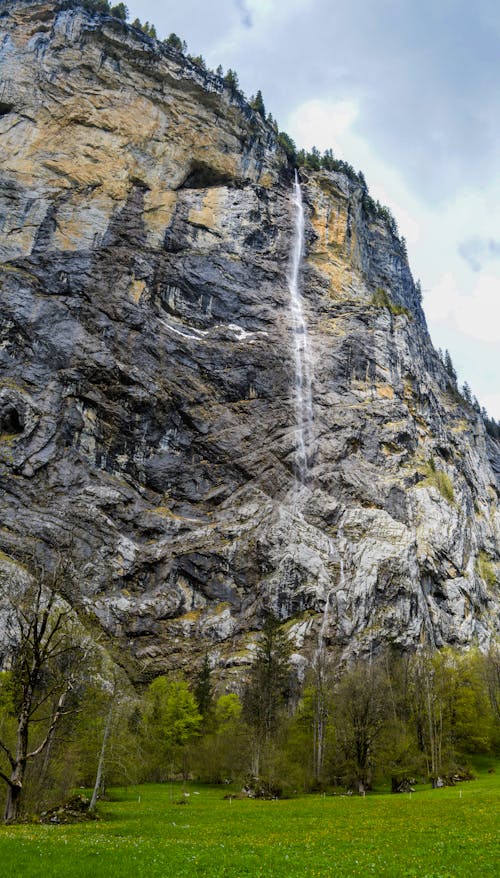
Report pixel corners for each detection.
[0,2,498,680]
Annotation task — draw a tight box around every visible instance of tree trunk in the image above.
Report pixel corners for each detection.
[89,695,114,812]
[4,776,23,823]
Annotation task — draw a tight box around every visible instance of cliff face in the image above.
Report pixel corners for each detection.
[1,1,499,679]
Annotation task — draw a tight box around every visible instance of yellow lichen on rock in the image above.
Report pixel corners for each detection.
[143,190,177,246]
[310,200,348,250]
[129,279,146,303]
[51,190,116,251]
[377,385,395,399]
[305,176,366,300]
[188,188,223,233]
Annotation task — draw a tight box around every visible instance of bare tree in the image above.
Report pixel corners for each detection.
[89,674,118,813]
[0,560,87,821]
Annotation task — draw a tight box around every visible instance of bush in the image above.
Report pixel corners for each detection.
[476,552,497,589]
[372,287,410,318]
[421,458,455,504]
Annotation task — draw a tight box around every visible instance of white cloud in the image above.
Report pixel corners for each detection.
[482,393,500,420]
[424,272,459,324]
[287,98,359,155]
[206,0,314,66]
[427,272,500,344]
[286,98,422,246]
[456,274,500,343]
[245,0,312,19]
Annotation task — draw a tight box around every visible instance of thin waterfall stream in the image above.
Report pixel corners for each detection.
[287,172,345,671]
[288,170,314,484]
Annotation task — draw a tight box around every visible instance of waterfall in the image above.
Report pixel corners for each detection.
[316,529,345,660]
[317,589,333,656]
[288,170,314,483]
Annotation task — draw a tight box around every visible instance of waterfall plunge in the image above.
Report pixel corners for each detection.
[288,170,314,483]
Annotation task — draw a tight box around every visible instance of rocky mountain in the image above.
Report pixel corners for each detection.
[0,0,499,681]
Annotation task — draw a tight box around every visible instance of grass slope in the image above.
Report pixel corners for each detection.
[0,766,499,877]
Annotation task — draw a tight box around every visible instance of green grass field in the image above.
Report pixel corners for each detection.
[0,764,498,877]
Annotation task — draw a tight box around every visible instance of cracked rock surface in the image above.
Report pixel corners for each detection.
[0,1,498,680]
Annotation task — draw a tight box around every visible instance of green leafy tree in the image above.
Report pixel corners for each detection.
[286,661,336,791]
[144,678,202,779]
[192,693,248,783]
[243,616,292,739]
[332,659,389,791]
[462,381,472,404]
[404,650,490,781]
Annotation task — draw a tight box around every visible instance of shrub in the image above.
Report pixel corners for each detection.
[476,552,497,589]
[421,458,455,504]
[372,287,410,318]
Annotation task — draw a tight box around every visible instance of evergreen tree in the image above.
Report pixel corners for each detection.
[277,131,297,163]
[306,146,321,170]
[243,615,292,741]
[81,0,111,13]
[320,148,335,170]
[110,3,128,19]
[250,89,266,120]
[357,169,367,190]
[462,382,472,404]
[444,349,457,384]
[164,33,187,53]
[193,655,213,726]
[243,617,293,792]
[189,55,207,70]
[224,68,239,91]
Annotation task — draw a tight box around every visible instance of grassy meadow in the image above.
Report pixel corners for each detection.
[0,763,498,877]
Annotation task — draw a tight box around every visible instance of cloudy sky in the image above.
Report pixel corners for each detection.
[126,0,500,418]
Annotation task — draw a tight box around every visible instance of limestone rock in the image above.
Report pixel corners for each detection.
[0,1,498,680]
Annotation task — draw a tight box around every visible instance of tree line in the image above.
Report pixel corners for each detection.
[0,565,498,821]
